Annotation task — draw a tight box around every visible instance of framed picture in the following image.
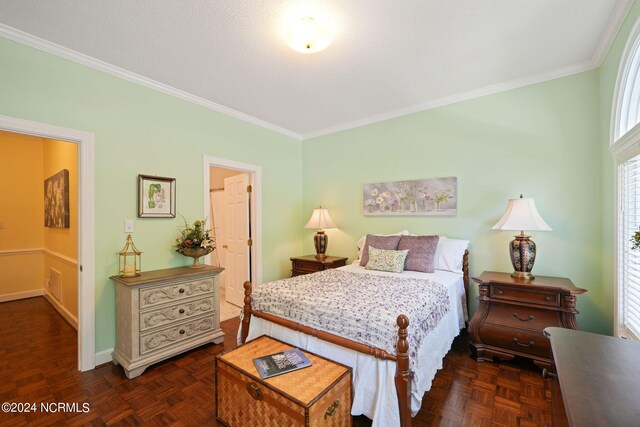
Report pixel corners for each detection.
[138,174,176,218]
[44,169,70,228]
[363,177,457,216]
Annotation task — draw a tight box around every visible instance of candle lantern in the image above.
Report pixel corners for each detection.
[118,234,142,278]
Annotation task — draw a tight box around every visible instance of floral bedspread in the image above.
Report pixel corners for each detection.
[251,269,450,372]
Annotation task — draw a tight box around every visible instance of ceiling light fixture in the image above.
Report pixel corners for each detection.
[285,16,334,54]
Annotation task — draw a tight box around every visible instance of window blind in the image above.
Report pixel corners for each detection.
[621,156,640,340]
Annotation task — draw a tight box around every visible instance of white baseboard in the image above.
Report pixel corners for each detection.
[43,291,78,330]
[95,348,114,366]
[0,289,44,303]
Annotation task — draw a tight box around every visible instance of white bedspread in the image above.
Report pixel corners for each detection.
[242,264,466,427]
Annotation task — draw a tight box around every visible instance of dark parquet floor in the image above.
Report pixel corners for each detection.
[0,297,553,426]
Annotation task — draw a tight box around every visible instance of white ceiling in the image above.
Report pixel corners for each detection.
[0,0,633,140]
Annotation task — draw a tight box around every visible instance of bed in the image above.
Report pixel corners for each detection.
[239,235,469,427]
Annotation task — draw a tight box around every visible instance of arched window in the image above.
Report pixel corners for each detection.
[612,18,640,340]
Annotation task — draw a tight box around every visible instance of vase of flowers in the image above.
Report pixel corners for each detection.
[175,218,215,268]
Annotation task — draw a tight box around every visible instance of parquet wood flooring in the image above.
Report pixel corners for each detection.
[0,297,553,426]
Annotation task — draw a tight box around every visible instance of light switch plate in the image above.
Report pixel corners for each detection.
[124,219,134,233]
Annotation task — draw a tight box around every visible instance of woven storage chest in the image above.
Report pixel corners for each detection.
[216,335,352,427]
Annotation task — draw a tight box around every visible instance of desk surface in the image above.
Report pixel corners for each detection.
[545,327,640,427]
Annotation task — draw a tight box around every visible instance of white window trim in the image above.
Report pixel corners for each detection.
[611,17,640,146]
[612,15,640,339]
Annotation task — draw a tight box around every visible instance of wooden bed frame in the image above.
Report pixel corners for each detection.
[240,250,469,427]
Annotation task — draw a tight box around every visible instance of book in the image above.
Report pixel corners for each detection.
[253,348,312,379]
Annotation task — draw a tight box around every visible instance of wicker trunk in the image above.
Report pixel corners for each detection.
[216,335,352,427]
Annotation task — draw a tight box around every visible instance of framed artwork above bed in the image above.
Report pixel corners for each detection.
[363,177,457,216]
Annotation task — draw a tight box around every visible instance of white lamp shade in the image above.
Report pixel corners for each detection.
[492,197,552,231]
[305,208,337,229]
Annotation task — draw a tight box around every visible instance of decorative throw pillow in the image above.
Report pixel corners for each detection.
[356,230,409,260]
[359,234,403,266]
[397,235,440,273]
[365,247,409,273]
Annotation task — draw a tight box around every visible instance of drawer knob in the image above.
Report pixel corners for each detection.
[179,288,185,294]
[246,382,263,401]
[542,368,557,379]
[513,337,535,347]
[179,329,185,335]
[512,312,534,321]
[325,400,340,419]
[497,290,504,295]
[544,296,551,301]
[179,308,185,314]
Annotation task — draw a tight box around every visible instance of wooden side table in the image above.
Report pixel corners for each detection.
[468,271,586,369]
[545,327,640,427]
[290,255,348,277]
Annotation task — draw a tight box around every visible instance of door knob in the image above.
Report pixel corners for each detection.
[223,244,228,249]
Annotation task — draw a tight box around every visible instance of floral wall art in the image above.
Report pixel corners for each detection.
[44,169,70,228]
[138,174,176,218]
[363,177,457,216]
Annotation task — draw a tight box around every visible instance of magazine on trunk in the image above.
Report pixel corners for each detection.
[253,348,312,379]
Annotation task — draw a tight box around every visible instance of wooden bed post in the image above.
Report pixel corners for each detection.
[240,281,252,344]
[395,314,412,427]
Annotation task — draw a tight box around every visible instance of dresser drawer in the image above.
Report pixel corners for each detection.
[491,285,559,307]
[480,323,550,358]
[139,278,214,309]
[484,303,560,331]
[139,315,215,355]
[139,296,215,332]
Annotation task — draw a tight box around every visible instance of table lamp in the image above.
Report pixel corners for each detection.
[493,195,552,280]
[304,206,337,259]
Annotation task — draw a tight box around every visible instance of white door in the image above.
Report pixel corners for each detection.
[223,173,250,307]
[210,190,226,291]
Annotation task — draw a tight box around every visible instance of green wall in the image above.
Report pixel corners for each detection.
[0,37,303,352]
[302,71,608,333]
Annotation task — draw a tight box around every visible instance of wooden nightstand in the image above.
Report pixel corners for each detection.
[468,271,587,369]
[290,255,348,277]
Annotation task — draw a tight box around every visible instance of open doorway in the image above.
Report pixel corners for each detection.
[203,156,261,322]
[0,115,95,371]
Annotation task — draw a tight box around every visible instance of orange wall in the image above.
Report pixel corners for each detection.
[0,131,78,320]
[0,130,44,296]
[43,138,78,318]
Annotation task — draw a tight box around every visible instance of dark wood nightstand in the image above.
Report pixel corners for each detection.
[468,271,587,369]
[290,255,348,277]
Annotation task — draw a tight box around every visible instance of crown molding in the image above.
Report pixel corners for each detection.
[0,23,302,141]
[592,0,634,67]
[1,3,631,144]
[301,60,597,140]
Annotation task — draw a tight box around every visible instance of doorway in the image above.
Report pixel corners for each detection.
[203,156,261,321]
[0,114,95,371]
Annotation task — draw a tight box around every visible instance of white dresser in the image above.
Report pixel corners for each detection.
[110,265,225,378]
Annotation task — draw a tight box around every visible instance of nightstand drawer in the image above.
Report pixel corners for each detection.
[480,323,550,358]
[292,260,323,273]
[491,285,559,307]
[290,255,348,277]
[484,303,560,331]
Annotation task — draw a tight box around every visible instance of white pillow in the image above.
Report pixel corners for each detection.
[356,230,410,260]
[434,236,469,275]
